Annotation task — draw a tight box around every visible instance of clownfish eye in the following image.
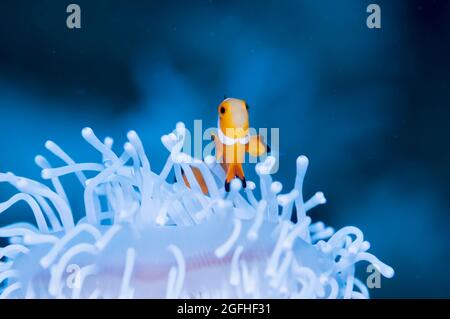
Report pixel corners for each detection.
[245,103,249,110]
[220,106,226,114]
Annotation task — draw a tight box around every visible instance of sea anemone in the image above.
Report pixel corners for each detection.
[0,122,394,298]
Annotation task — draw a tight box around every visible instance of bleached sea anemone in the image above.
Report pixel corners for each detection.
[0,122,394,299]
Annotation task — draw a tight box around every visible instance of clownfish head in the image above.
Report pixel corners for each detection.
[218,97,249,139]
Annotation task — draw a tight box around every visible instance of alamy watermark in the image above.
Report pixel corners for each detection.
[66,263,82,289]
[366,264,382,289]
[367,4,381,29]
[66,4,81,29]
[66,4,380,31]
[174,120,280,173]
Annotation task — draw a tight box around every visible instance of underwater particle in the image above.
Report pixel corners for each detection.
[0,123,394,299]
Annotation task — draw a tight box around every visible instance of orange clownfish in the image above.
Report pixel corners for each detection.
[211,97,270,191]
[182,97,270,193]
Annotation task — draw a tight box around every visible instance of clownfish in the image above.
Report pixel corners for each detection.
[211,97,270,191]
[182,97,270,193]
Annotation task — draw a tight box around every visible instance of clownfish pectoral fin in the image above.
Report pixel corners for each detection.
[246,135,268,157]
